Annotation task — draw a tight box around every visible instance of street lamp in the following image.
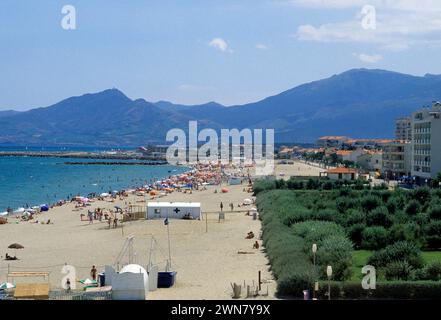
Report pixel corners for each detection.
[327,265,333,300]
[312,243,318,300]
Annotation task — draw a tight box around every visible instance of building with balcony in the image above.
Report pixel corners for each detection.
[395,117,412,141]
[411,102,441,180]
[382,140,411,179]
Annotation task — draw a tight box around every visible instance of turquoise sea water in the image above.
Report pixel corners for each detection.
[0,155,187,211]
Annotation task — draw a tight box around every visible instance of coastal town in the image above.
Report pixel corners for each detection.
[277,102,441,186]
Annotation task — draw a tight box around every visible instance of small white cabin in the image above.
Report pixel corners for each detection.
[146,202,201,220]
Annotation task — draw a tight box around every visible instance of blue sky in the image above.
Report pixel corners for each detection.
[1,0,440,110]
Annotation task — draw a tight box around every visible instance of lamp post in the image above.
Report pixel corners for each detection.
[327,265,333,300]
[312,243,317,299]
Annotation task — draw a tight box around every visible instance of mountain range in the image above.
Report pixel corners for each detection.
[1,68,441,146]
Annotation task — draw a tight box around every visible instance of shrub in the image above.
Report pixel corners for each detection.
[315,235,353,281]
[412,187,431,204]
[336,197,357,213]
[424,221,441,249]
[361,195,381,212]
[414,261,441,281]
[386,198,398,215]
[252,179,277,195]
[384,261,414,281]
[291,220,345,244]
[367,206,393,228]
[344,209,365,227]
[405,200,420,215]
[361,226,389,250]
[388,222,421,245]
[367,241,424,269]
[317,281,441,299]
[428,205,441,220]
[347,223,366,249]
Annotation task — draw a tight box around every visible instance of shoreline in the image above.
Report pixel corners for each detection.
[0,160,192,214]
[0,161,325,299]
[0,151,166,161]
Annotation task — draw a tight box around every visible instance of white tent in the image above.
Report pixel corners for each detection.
[147,202,201,220]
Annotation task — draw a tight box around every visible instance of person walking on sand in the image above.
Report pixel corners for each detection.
[220,202,224,212]
[90,265,97,281]
[230,203,234,211]
[88,210,93,224]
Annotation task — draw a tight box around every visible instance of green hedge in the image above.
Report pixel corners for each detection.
[317,281,441,299]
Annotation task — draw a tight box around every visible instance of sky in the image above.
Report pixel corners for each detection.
[1,0,441,110]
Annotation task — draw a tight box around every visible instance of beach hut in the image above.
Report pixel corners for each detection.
[104,265,148,300]
[146,202,201,220]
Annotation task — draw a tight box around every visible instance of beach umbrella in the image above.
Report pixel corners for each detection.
[0,282,15,290]
[8,243,24,257]
[8,243,24,249]
[40,205,49,211]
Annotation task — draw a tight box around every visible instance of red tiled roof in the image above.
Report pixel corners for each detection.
[326,167,358,174]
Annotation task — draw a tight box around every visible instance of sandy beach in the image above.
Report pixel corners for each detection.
[0,161,321,300]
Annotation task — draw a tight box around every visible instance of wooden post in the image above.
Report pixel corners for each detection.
[205,212,208,233]
[258,271,261,291]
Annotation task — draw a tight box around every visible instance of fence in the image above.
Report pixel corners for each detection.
[49,290,112,300]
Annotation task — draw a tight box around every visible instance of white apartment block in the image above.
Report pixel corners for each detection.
[411,102,441,180]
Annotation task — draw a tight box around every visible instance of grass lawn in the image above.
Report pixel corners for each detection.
[351,250,441,281]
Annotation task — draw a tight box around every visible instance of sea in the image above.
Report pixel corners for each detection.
[0,146,187,212]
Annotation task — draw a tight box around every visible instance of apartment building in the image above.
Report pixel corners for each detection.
[395,117,412,141]
[382,140,411,179]
[411,102,441,180]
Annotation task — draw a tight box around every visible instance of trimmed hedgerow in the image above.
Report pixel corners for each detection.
[255,180,441,298]
[317,281,441,299]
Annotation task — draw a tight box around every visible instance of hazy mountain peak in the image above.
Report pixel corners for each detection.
[1,68,441,145]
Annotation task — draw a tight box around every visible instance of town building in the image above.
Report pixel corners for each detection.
[382,140,411,179]
[336,149,364,163]
[411,102,441,180]
[326,167,359,181]
[395,117,412,141]
[357,151,383,172]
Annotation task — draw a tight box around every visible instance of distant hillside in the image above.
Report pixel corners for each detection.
[0,110,20,118]
[1,69,440,146]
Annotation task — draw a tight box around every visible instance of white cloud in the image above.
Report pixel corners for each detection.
[208,38,233,53]
[354,53,383,63]
[291,0,441,50]
[256,43,268,50]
